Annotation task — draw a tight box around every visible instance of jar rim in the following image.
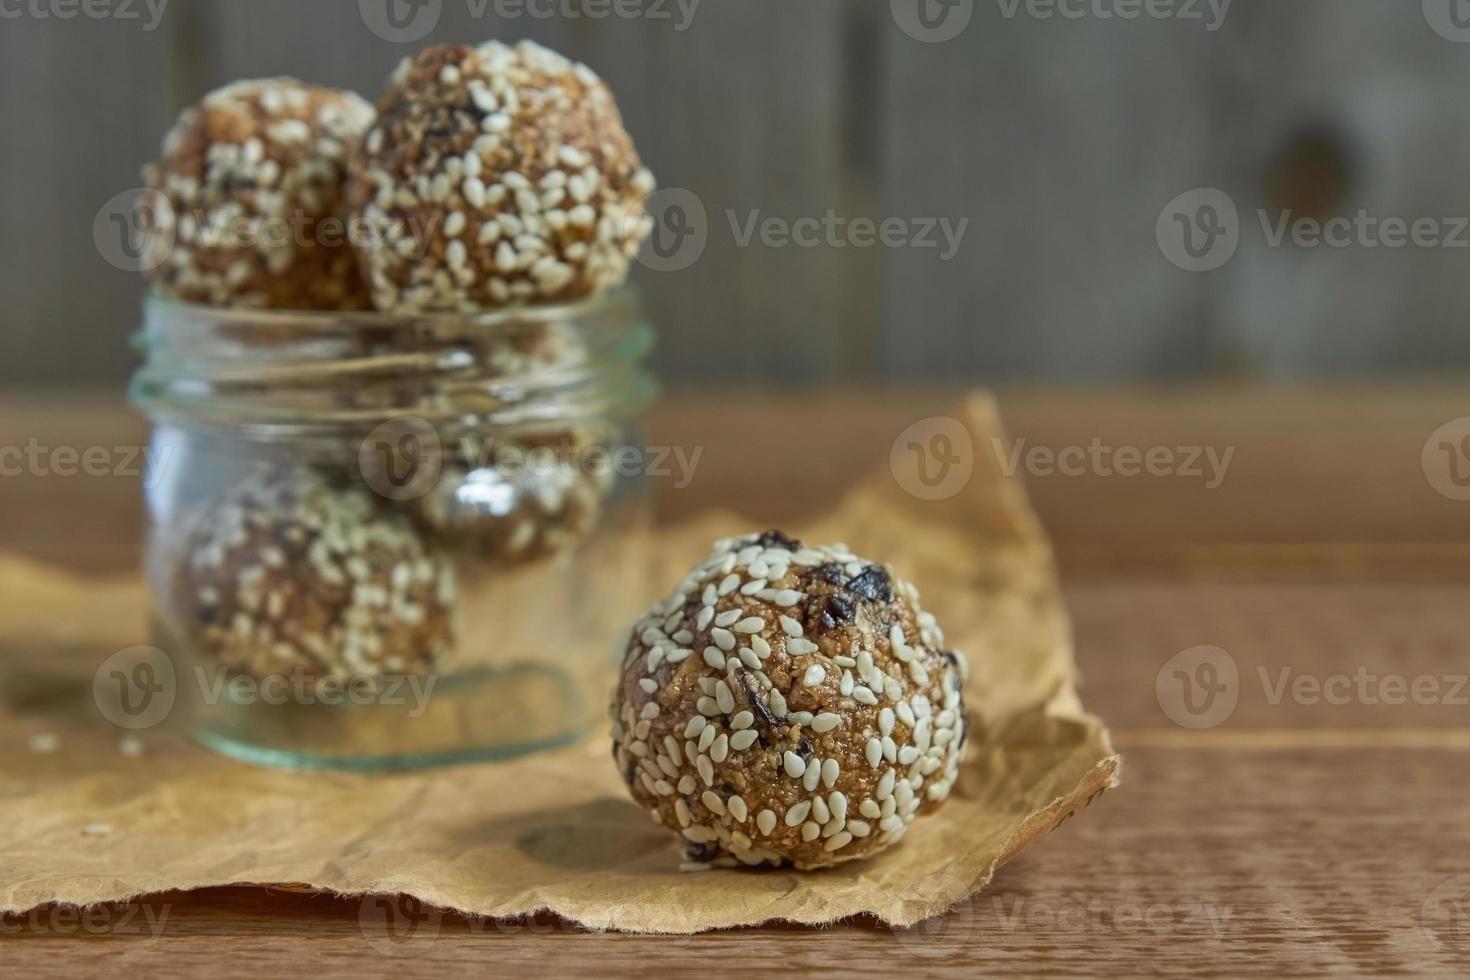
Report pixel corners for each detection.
[142,283,640,332]
[130,283,657,440]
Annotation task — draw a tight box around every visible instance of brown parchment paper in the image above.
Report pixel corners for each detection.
[0,393,1118,933]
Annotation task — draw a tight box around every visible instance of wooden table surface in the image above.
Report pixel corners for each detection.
[3,386,1468,978]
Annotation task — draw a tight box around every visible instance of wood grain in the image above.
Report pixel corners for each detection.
[12,3,1470,387]
[2,388,1469,976]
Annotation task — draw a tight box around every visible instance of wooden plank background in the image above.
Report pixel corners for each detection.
[6,0,1470,388]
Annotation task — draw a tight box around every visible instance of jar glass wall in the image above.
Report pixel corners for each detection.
[131,287,656,770]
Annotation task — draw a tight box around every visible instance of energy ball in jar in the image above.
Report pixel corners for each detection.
[347,40,656,312]
[171,467,456,680]
[409,427,614,567]
[611,531,970,870]
[143,79,376,311]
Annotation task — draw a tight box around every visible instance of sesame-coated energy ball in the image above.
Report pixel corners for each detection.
[143,79,376,310]
[347,40,656,312]
[409,429,614,567]
[171,467,456,680]
[611,531,969,870]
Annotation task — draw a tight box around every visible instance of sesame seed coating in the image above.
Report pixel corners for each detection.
[171,466,456,679]
[347,41,655,313]
[611,530,970,870]
[143,79,376,311]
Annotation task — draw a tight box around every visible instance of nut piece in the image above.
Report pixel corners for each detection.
[610,531,969,870]
[172,466,456,679]
[143,78,375,310]
[347,40,655,312]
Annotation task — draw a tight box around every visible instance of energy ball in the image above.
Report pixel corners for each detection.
[347,40,656,312]
[611,531,969,870]
[171,467,455,680]
[143,78,376,310]
[409,428,614,567]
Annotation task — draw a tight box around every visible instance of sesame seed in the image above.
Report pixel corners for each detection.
[788,638,819,656]
[638,678,657,694]
[877,769,897,800]
[898,745,920,765]
[811,796,830,824]
[803,758,822,791]
[801,821,822,842]
[710,733,730,763]
[811,712,841,733]
[702,790,727,815]
[715,680,736,714]
[853,686,878,706]
[751,636,772,659]
[824,831,853,852]
[697,697,721,716]
[731,710,754,730]
[773,590,803,607]
[703,647,727,670]
[730,730,758,751]
[822,758,840,787]
[828,792,847,821]
[697,755,715,786]
[865,738,883,767]
[728,795,748,822]
[698,725,717,752]
[712,628,736,650]
[879,707,896,736]
[803,665,826,687]
[779,616,803,637]
[768,689,788,717]
[735,617,765,634]
[757,810,778,835]
[783,751,806,778]
[738,647,762,670]
[785,800,812,826]
[859,799,882,819]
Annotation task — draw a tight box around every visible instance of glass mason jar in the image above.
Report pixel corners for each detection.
[130,286,656,771]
